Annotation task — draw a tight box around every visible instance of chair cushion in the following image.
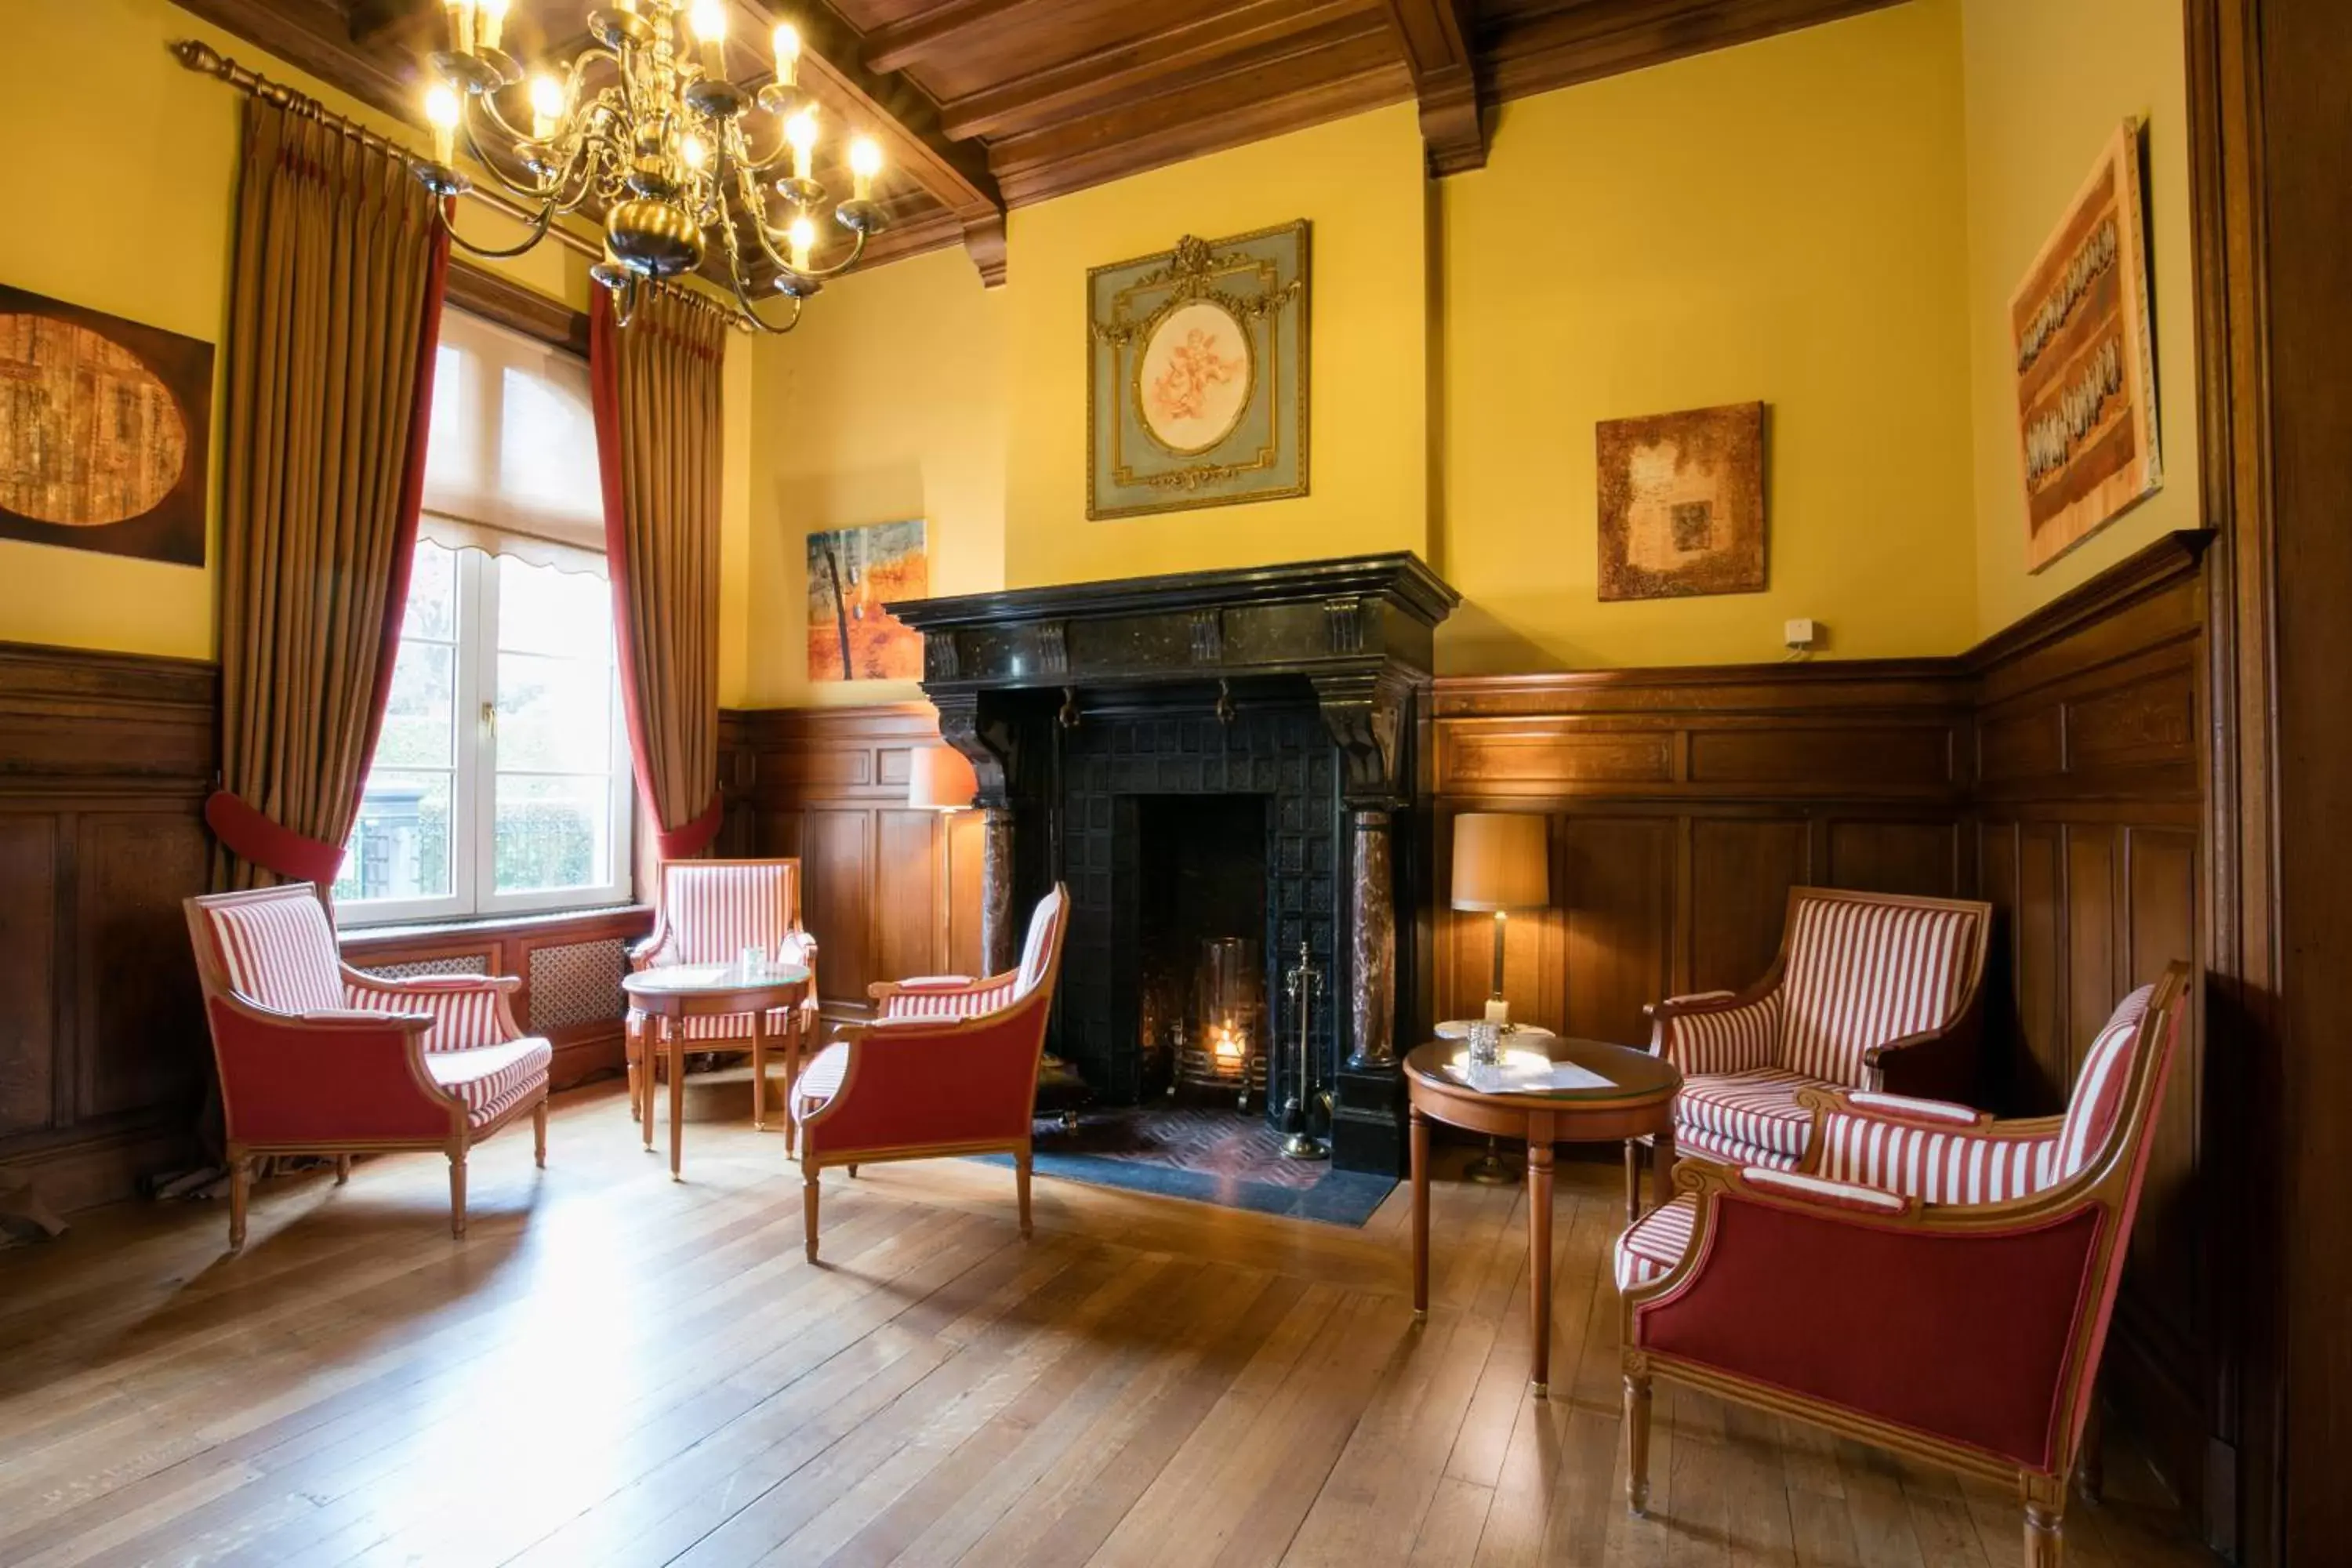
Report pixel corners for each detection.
[1616,1194,1698,1290]
[2048,984,2153,1187]
[426,1037,551,1127]
[791,1040,850,1122]
[1014,887,1067,1001]
[1675,1069,1820,1167]
[205,891,346,1015]
[1777,895,1982,1086]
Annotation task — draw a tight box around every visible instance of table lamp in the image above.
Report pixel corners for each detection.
[1450,812,1551,1028]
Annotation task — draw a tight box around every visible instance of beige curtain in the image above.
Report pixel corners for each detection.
[210,93,448,890]
[590,285,727,858]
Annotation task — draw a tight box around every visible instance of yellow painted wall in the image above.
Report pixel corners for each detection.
[1002,103,1433,590]
[0,0,594,661]
[731,245,1007,707]
[1961,0,2198,637]
[1440,0,1977,672]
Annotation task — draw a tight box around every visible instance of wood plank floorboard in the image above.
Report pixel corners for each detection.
[0,1084,2216,1567]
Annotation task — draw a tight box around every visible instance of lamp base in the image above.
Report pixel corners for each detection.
[1465,1136,1518,1185]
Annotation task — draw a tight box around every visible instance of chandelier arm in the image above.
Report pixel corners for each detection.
[440,198,560,260]
[468,82,543,154]
[457,96,573,206]
[797,224,873,281]
[725,269,805,336]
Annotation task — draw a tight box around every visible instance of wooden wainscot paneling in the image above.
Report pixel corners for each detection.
[0,642,217,1213]
[720,704,984,1015]
[339,904,652,1091]
[1964,528,2213,1526]
[1429,661,1973,1047]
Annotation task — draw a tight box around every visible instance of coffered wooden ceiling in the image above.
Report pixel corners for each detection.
[177,0,1900,286]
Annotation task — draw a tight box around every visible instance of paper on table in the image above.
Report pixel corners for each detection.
[1443,1054,1616,1095]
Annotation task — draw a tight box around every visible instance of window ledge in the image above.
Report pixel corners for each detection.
[339,902,652,951]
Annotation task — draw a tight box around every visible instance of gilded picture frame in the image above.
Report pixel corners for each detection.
[1087,221,1308,520]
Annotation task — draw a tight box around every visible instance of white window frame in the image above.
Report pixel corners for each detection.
[339,544,633,927]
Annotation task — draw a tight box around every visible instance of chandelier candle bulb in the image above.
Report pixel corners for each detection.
[478,0,508,53]
[680,132,708,172]
[785,107,818,183]
[445,0,476,56]
[849,136,881,201]
[528,74,565,140]
[426,84,461,167]
[788,215,815,273]
[690,0,727,74]
[772,22,800,88]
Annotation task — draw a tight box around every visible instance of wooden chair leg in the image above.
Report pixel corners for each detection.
[802,1164,821,1262]
[2024,1472,2067,1567]
[227,1152,251,1250]
[2076,1396,2106,1504]
[334,1154,351,1186]
[847,1163,858,1178]
[533,1099,548,1168]
[448,1150,468,1240]
[1016,1148,1033,1237]
[1625,1371,1653,1515]
[1623,1139,1642,1223]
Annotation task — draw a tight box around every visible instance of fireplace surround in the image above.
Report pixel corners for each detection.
[892,554,1457,1175]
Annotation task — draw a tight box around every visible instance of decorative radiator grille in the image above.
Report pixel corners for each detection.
[528,939,627,1033]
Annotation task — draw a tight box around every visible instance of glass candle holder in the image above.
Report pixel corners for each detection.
[1468,1018,1502,1066]
[739,944,766,979]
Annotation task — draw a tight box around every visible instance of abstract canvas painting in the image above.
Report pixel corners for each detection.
[1595,401,1766,601]
[807,519,927,681]
[2010,119,2162,572]
[0,283,212,565]
[1087,223,1308,520]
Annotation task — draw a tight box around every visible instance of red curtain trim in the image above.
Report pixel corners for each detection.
[205,791,347,886]
[655,795,725,860]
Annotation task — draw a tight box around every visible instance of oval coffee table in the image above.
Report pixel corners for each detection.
[621,961,811,1181]
[1404,1036,1680,1396]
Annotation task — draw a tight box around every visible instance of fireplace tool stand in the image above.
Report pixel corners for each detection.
[1279,942,1328,1160]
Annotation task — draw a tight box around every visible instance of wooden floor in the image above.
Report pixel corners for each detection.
[0,1085,2216,1568]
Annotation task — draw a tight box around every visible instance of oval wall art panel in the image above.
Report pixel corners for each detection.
[1135,300,1253,456]
[0,284,212,566]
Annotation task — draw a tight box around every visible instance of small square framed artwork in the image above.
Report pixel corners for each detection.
[1595,401,1767,601]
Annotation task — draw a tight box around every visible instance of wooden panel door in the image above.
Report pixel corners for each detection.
[800,810,875,1007]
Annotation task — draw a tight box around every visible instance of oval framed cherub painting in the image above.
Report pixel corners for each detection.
[1086,222,1308,521]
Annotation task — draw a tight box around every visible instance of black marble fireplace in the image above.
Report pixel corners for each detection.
[891,554,1457,1175]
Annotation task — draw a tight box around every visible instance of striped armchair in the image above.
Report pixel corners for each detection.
[1631,887,1990,1217]
[184,884,551,1248]
[1613,965,2190,1567]
[626,858,820,1130]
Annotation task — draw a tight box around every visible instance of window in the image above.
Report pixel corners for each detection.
[335,308,630,924]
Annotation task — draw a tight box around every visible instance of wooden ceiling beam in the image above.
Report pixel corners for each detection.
[858,0,1047,75]
[936,0,1372,143]
[1379,0,1484,174]
[1477,0,1905,107]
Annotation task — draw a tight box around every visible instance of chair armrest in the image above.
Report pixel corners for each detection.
[869,972,1020,1019]
[1860,996,1984,1102]
[1794,1086,1989,1127]
[1736,1166,1916,1216]
[1801,1090,2063,1205]
[204,996,456,1145]
[339,968,522,1051]
[799,994,1051,1158]
[628,914,677,970]
[1647,987,1782,1075]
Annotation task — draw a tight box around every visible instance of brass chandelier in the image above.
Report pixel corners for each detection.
[413,0,887,332]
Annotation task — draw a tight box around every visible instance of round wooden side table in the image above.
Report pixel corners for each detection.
[621,962,811,1181]
[1404,1036,1681,1396]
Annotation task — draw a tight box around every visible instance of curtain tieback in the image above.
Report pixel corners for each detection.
[205,791,346,886]
[656,795,725,860]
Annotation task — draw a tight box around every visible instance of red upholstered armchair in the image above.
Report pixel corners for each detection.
[1614,963,2190,1567]
[185,884,553,1248]
[1631,886,1991,1217]
[626,858,820,1130]
[790,884,1069,1261]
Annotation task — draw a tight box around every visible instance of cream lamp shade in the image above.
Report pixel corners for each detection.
[1450,812,1550,911]
[909,744,979,811]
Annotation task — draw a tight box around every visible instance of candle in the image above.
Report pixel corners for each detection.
[787,216,815,273]
[478,0,507,53]
[528,74,564,140]
[771,21,800,89]
[445,0,475,56]
[783,107,817,183]
[690,0,726,76]
[1483,996,1510,1026]
[425,84,461,167]
[848,135,880,201]
[679,132,709,172]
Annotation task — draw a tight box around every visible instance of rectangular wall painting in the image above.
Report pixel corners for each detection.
[1596,401,1766,601]
[2010,118,2162,573]
[807,519,927,681]
[1087,222,1308,520]
[0,282,212,566]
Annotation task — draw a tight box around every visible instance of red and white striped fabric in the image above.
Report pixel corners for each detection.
[1813,984,2153,1203]
[202,891,347,1015]
[425,1036,554,1127]
[1615,1193,1698,1290]
[1016,887,1068,997]
[1737,1167,1912,1214]
[343,974,510,1053]
[660,862,799,964]
[1655,991,1782,1076]
[1846,1091,1984,1125]
[1777,895,1982,1086]
[1674,1069,1817,1167]
[880,979,1016,1022]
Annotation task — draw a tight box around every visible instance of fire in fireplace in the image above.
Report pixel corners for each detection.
[1174,936,1267,1107]
[1133,793,1275,1108]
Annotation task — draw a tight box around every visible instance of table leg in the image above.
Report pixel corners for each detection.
[1410,1106,1431,1319]
[751,1008,768,1133]
[785,1017,801,1157]
[669,1024,686,1181]
[1653,1123,1676,1214]
[1528,1138,1554,1398]
[641,1018,659,1151]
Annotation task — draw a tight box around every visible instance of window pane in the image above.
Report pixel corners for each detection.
[376,640,456,769]
[496,651,612,773]
[498,553,612,659]
[499,365,602,524]
[401,538,459,642]
[421,346,477,498]
[494,775,611,895]
[335,771,454,904]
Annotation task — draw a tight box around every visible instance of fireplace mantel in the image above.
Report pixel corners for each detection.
[891,553,1460,1175]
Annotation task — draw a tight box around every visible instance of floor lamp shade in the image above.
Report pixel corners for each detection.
[1450,813,1550,912]
[909,744,979,811]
